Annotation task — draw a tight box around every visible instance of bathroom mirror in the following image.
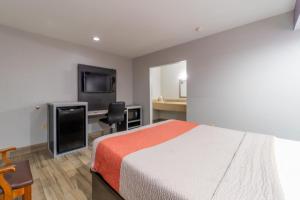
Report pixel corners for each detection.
[179,80,187,98]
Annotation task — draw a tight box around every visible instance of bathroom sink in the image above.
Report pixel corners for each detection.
[152,100,186,112]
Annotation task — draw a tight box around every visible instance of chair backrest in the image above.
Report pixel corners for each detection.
[107,102,125,124]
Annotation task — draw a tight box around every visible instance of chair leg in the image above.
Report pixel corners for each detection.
[110,123,116,134]
[0,175,13,200]
[23,185,32,200]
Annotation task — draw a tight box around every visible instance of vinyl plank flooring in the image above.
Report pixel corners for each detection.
[13,144,94,200]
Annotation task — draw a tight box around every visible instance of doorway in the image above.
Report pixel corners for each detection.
[149,61,187,124]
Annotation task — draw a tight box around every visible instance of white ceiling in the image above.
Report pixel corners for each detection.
[0,0,296,58]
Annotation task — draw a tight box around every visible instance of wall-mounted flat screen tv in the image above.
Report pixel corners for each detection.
[83,72,115,93]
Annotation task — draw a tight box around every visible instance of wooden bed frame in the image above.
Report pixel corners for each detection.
[92,171,124,200]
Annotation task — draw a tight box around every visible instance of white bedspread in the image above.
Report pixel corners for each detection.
[213,133,284,200]
[92,122,300,200]
[120,125,245,200]
[274,138,300,200]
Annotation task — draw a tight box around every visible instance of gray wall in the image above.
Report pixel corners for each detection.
[133,12,300,140]
[0,25,133,148]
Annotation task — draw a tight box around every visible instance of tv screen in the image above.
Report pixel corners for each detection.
[83,72,114,93]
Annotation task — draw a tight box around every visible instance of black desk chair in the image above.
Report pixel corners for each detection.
[100,102,125,133]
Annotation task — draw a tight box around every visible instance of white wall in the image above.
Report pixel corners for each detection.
[150,61,187,100]
[149,67,161,122]
[160,61,186,99]
[0,25,133,148]
[150,67,162,100]
[133,12,300,141]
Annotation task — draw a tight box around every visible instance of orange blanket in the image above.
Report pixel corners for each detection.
[93,120,197,191]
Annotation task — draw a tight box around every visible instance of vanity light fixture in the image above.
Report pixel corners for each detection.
[93,36,100,42]
[178,72,187,81]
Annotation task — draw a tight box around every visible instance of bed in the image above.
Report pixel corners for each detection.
[91,120,300,200]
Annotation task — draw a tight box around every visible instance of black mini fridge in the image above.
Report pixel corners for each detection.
[48,102,88,157]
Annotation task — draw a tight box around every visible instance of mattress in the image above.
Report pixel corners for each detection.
[91,120,299,200]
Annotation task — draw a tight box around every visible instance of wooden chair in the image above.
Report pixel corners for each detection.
[0,147,33,200]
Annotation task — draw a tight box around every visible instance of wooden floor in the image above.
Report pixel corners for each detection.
[13,138,96,200]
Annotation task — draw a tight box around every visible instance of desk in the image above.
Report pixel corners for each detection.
[88,110,108,117]
[87,106,142,131]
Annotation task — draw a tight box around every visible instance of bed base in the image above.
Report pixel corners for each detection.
[92,172,124,200]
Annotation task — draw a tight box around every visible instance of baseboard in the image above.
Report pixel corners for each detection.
[13,131,106,157]
[14,142,48,157]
